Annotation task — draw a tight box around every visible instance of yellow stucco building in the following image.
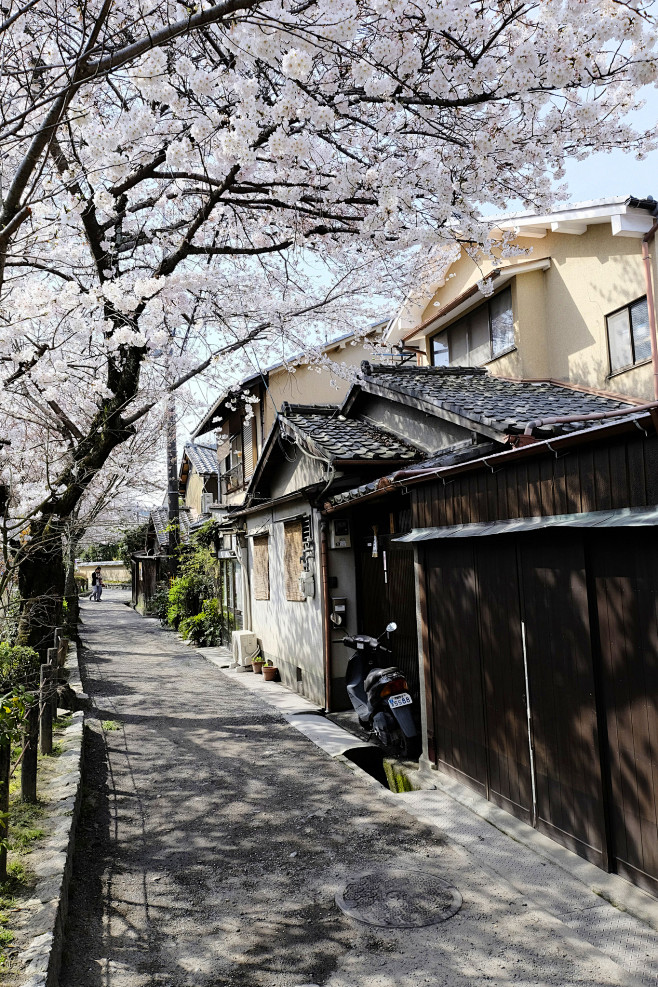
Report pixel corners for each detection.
[393,196,658,402]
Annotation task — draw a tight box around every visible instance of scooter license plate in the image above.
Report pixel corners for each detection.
[388,693,412,709]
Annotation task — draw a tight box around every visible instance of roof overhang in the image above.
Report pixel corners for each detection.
[487,196,656,241]
[395,505,658,543]
[403,258,551,344]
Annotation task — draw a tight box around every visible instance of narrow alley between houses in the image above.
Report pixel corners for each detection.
[59,591,658,987]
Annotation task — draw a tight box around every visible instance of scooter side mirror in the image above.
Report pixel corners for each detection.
[386,622,397,633]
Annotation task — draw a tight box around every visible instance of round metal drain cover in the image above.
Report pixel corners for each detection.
[336,868,462,928]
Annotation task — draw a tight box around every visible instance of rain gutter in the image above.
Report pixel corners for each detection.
[521,401,658,437]
[641,217,658,401]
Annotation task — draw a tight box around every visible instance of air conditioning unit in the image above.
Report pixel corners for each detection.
[232,630,259,671]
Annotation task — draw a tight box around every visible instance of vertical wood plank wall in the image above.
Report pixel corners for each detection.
[413,429,658,895]
[411,433,658,529]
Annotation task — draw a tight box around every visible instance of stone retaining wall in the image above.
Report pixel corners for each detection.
[16,644,86,987]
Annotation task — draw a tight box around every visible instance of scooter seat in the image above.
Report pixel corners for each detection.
[364,666,401,693]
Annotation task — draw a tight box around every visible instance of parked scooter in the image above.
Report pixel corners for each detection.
[340,622,420,759]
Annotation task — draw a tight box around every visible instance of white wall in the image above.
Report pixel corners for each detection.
[246,499,325,705]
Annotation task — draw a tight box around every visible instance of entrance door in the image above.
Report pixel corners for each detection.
[519,534,607,867]
[358,537,419,701]
[590,530,658,895]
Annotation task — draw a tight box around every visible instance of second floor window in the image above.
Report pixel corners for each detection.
[431,286,514,368]
[606,296,651,374]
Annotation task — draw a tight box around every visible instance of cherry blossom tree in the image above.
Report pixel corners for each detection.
[1,0,657,651]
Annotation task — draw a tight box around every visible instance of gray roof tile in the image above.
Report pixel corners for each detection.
[282,404,420,461]
[184,442,217,475]
[360,363,635,435]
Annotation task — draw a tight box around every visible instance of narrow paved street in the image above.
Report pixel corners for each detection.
[59,591,655,986]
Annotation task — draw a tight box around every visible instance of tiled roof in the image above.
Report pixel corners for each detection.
[150,506,193,547]
[281,404,420,461]
[184,442,217,476]
[327,441,500,507]
[359,363,635,436]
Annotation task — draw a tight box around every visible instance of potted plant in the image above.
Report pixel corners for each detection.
[262,659,278,682]
[252,655,265,674]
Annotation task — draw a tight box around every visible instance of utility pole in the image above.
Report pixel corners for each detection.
[166,394,180,570]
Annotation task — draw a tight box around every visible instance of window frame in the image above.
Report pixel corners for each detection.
[429,285,515,368]
[252,534,270,601]
[605,294,652,377]
[283,519,306,602]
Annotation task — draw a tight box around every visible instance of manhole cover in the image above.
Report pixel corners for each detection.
[335,868,462,928]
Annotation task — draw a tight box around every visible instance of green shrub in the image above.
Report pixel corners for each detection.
[0,644,40,691]
[145,581,171,624]
[179,599,225,647]
[166,574,204,629]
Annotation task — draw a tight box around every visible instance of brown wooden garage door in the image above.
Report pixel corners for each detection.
[476,540,534,824]
[424,533,608,869]
[424,539,533,819]
[590,529,658,896]
[519,534,607,867]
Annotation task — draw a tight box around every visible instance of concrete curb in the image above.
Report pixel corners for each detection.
[17,643,86,987]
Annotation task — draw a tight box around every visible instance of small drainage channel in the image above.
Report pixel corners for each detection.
[341,745,390,787]
[288,710,416,792]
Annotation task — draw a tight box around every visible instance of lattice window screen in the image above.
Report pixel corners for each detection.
[242,418,254,479]
[252,535,270,600]
[284,521,305,602]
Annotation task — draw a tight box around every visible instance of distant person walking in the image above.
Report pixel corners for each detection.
[90,567,103,602]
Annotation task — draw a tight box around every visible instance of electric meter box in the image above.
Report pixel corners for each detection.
[331,598,348,626]
[298,572,315,599]
[330,518,351,549]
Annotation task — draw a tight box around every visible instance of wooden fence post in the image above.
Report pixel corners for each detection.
[20,703,39,803]
[47,647,58,718]
[39,665,53,756]
[0,738,9,882]
[57,637,69,668]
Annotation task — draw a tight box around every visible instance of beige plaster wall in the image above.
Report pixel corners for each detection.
[263,338,374,434]
[184,470,205,515]
[75,562,130,586]
[419,226,656,400]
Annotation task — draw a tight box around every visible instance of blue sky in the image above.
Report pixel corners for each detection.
[559,90,657,204]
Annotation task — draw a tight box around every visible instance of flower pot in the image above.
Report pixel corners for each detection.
[252,661,264,674]
[262,665,278,682]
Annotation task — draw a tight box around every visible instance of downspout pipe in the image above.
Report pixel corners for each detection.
[641,217,658,401]
[320,521,332,713]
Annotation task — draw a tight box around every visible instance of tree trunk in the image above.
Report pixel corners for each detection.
[0,739,9,882]
[16,523,65,660]
[63,529,81,639]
